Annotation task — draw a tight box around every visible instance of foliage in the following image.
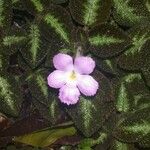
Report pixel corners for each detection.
[0,0,150,149]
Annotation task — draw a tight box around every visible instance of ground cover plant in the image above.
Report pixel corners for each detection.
[0,0,150,149]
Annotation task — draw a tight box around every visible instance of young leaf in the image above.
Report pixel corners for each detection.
[66,70,115,137]
[113,0,150,27]
[118,24,150,71]
[88,24,131,58]
[69,0,112,27]
[13,126,77,147]
[0,73,22,117]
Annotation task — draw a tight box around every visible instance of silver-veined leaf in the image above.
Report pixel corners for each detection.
[114,107,150,144]
[113,0,150,27]
[118,24,150,71]
[69,0,112,27]
[66,70,114,137]
[0,72,22,117]
[88,23,131,58]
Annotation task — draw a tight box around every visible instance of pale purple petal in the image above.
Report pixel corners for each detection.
[59,85,80,105]
[77,75,99,96]
[47,70,66,89]
[53,53,73,71]
[74,56,95,74]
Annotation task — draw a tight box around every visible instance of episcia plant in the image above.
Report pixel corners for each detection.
[0,0,150,149]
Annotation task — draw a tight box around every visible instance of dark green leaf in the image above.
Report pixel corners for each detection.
[114,107,150,144]
[27,69,63,123]
[0,0,12,30]
[0,72,22,117]
[118,24,150,71]
[88,24,131,58]
[19,23,48,68]
[66,70,114,137]
[69,0,112,27]
[113,0,150,27]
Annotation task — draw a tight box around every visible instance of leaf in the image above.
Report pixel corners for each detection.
[0,72,22,117]
[19,24,48,68]
[69,0,112,27]
[114,73,150,113]
[13,126,77,147]
[0,47,9,72]
[0,0,12,29]
[52,0,68,4]
[111,140,137,150]
[117,24,150,71]
[43,5,75,67]
[88,24,131,58]
[66,70,114,137]
[114,107,150,144]
[21,0,50,15]
[113,0,150,27]
[27,69,63,123]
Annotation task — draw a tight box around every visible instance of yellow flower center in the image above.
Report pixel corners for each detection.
[69,71,77,80]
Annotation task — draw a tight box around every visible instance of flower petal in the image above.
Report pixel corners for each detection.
[47,70,66,88]
[53,53,73,71]
[77,75,99,96]
[59,85,80,105]
[74,56,95,74]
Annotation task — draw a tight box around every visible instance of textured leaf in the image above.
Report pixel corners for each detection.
[0,47,9,72]
[20,24,48,68]
[95,58,118,75]
[0,72,22,116]
[118,24,150,71]
[13,126,76,147]
[21,0,50,15]
[114,107,150,144]
[69,0,112,27]
[88,24,131,58]
[114,73,150,113]
[27,69,63,123]
[43,5,75,67]
[111,140,137,150]
[66,70,114,137]
[113,0,150,27]
[0,0,12,30]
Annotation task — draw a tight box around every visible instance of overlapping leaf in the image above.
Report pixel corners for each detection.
[114,107,150,145]
[88,23,131,58]
[69,0,112,27]
[66,70,114,137]
[26,69,63,123]
[113,73,150,113]
[21,0,50,15]
[0,73,22,117]
[113,0,150,27]
[118,24,150,71]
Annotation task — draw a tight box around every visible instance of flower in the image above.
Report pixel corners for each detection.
[47,53,99,105]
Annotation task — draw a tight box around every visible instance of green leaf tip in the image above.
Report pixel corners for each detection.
[30,0,44,12]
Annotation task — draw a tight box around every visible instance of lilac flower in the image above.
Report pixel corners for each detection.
[47,53,99,105]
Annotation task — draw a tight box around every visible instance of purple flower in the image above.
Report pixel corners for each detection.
[47,53,99,105]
